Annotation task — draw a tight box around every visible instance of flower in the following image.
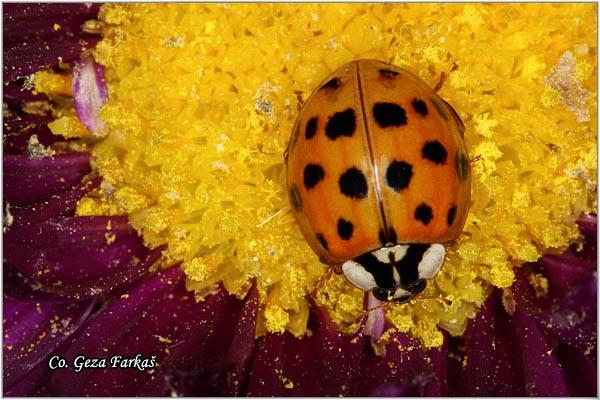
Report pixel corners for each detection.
[3,3,597,397]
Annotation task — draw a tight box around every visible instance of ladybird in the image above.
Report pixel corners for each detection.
[285,59,471,303]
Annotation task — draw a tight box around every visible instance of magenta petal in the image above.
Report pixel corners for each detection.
[3,114,63,156]
[356,331,436,396]
[4,351,54,397]
[246,304,357,396]
[3,82,49,105]
[461,290,525,396]
[3,295,95,390]
[555,342,597,396]
[160,285,259,396]
[3,3,101,81]
[72,56,108,134]
[103,284,256,396]
[536,272,597,363]
[423,339,449,396]
[46,268,257,396]
[48,266,185,395]
[513,310,570,395]
[511,271,570,396]
[4,153,92,204]
[7,177,100,226]
[5,216,155,299]
[577,213,597,243]
[3,261,67,303]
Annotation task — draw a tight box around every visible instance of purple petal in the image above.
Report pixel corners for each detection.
[3,113,64,156]
[3,153,92,205]
[3,351,54,396]
[3,261,68,303]
[5,215,156,299]
[356,331,436,396]
[3,82,49,105]
[577,213,597,243]
[161,285,259,396]
[46,268,258,396]
[459,290,526,396]
[536,272,597,363]
[446,335,469,396]
[3,295,95,390]
[423,338,448,396]
[555,342,597,396]
[7,177,100,226]
[48,266,185,395]
[246,303,357,396]
[3,3,101,81]
[72,55,108,134]
[511,270,570,396]
[513,311,570,395]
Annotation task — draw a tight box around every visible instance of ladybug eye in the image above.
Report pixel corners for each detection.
[406,279,427,294]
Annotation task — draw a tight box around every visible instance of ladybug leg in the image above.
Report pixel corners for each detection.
[459,230,473,240]
[470,154,483,164]
[433,62,459,92]
[294,90,305,110]
[309,265,335,299]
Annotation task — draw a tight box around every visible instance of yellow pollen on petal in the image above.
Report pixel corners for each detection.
[33,70,72,96]
[527,272,550,298]
[47,116,89,139]
[264,305,290,334]
[33,3,596,349]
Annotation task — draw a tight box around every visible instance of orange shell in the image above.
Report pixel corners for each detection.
[286,60,471,265]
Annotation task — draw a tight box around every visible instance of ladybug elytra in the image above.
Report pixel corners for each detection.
[285,60,471,302]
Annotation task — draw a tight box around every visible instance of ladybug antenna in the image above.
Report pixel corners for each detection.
[353,293,390,325]
[433,63,459,93]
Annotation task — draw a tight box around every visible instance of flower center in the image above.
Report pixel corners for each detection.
[37,4,596,347]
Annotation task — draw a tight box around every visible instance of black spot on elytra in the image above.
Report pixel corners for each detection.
[386,160,413,192]
[316,233,328,250]
[378,69,400,79]
[337,218,354,240]
[414,203,433,225]
[303,164,325,190]
[305,117,318,140]
[412,98,428,116]
[372,102,407,128]
[447,204,457,226]
[290,184,302,210]
[320,77,341,90]
[379,228,398,246]
[422,140,448,165]
[339,167,368,199]
[326,108,356,140]
[455,151,469,182]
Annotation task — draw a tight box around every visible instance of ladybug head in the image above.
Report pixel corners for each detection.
[341,244,446,302]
